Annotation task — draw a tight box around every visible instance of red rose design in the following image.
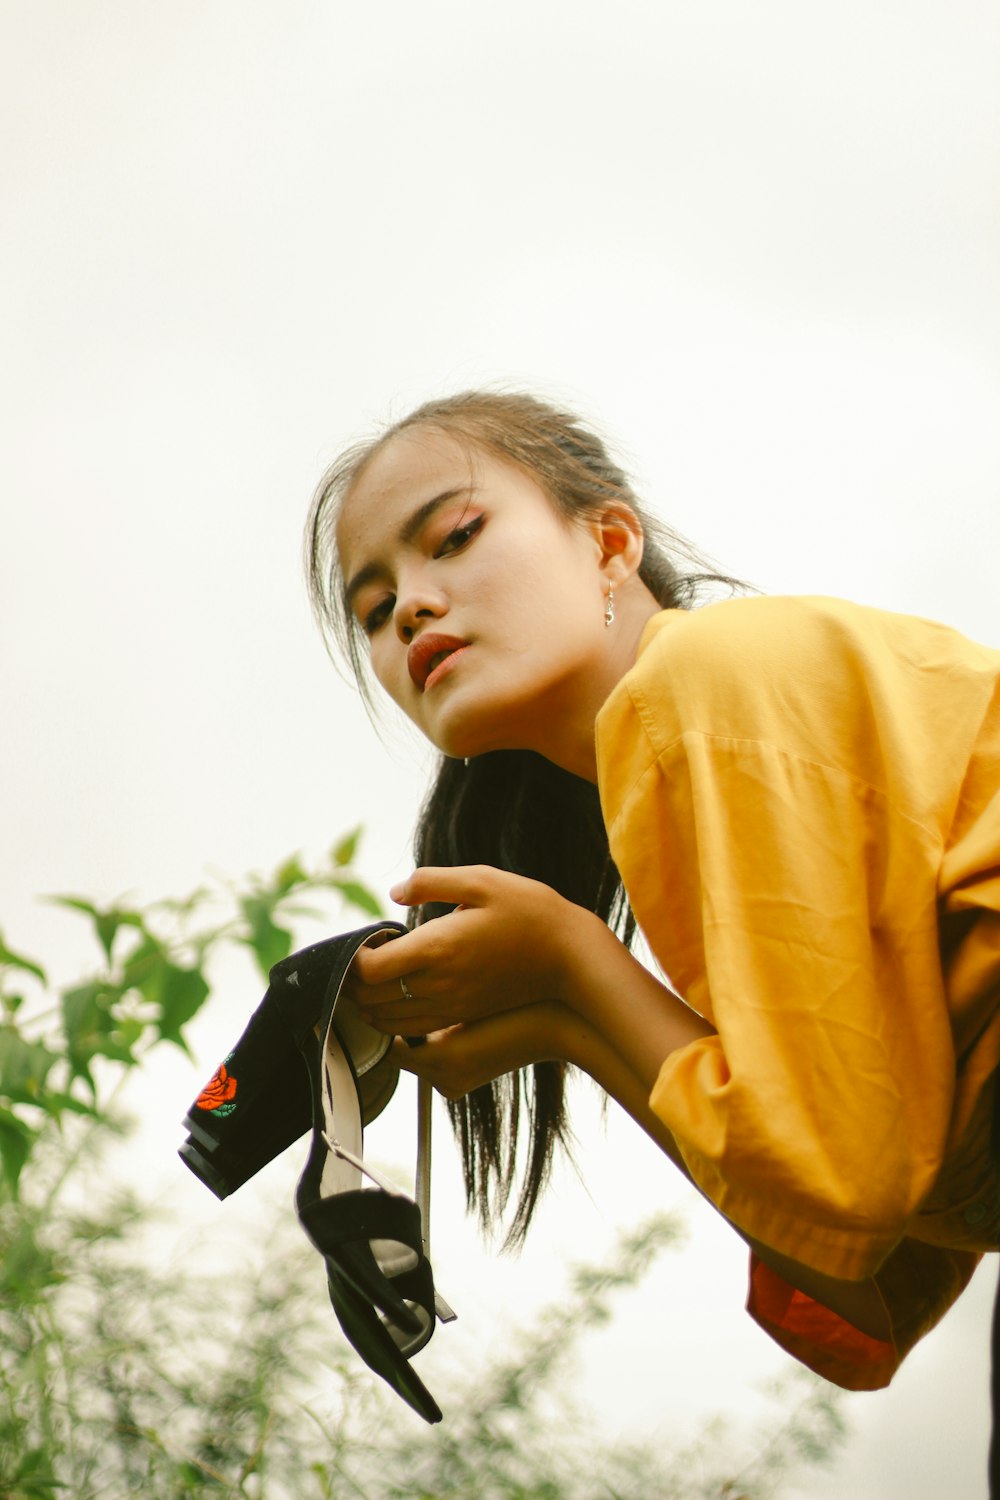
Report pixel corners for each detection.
[195,1062,238,1113]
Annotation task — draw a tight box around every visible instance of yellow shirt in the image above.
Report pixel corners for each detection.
[595,596,1000,1388]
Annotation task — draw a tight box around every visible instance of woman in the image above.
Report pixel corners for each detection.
[306,390,1000,1473]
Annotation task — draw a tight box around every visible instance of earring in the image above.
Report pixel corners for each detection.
[604,582,615,628]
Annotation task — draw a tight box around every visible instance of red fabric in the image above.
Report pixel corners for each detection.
[747,1253,899,1391]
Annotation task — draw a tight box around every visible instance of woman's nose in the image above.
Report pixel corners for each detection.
[394,583,447,643]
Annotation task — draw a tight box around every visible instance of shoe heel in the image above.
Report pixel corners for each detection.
[179,1000,311,1199]
[178,922,405,1199]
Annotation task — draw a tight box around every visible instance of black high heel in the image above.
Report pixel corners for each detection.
[293,925,454,1423]
[179,924,404,1199]
[179,922,454,1422]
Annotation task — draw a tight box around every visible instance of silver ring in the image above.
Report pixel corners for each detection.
[400,976,414,1001]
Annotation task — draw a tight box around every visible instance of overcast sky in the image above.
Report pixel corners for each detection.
[3,3,999,1495]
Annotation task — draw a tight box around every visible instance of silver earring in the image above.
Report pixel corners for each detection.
[604,582,615,628]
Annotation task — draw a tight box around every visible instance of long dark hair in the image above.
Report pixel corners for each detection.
[306,390,741,1244]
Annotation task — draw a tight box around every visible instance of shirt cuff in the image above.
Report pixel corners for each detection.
[747,1242,982,1392]
[747,1253,898,1390]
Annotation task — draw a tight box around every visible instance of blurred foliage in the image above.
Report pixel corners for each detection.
[0,837,846,1498]
[0,833,374,1194]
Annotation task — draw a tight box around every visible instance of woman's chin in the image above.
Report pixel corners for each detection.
[427,717,509,763]
[417,689,538,762]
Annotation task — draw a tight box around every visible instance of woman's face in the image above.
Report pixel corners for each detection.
[335,426,618,765]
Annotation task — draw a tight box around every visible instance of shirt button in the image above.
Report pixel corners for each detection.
[963,1202,988,1226]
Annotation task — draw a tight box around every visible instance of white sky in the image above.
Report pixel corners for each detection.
[2,2,999,1495]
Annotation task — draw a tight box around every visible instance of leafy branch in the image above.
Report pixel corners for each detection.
[0,832,381,1196]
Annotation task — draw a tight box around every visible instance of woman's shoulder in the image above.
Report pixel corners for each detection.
[638,593,931,662]
[608,592,1000,765]
[627,594,877,713]
[634,592,997,689]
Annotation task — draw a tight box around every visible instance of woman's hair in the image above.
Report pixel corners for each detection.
[306,390,741,1245]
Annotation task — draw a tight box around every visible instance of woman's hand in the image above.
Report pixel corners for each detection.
[352,864,713,1091]
[350,865,585,1036]
[387,1002,571,1100]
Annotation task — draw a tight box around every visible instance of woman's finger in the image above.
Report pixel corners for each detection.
[351,969,458,1033]
[350,908,465,985]
[389,864,494,909]
[362,1001,447,1034]
[388,1004,563,1099]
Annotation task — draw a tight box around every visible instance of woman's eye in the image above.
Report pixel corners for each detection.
[435,514,484,557]
[363,597,394,635]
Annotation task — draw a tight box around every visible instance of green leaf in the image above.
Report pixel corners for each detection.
[273,853,307,894]
[60,980,139,1082]
[149,963,209,1050]
[0,930,46,984]
[328,878,382,918]
[148,883,212,918]
[114,1017,145,1051]
[94,906,145,963]
[46,897,145,963]
[0,1105,37,1193]
[118,942,210,1052]
[240,896,293,977]
[332,828,362,867]
[120,933,168,995]
[35,1090,100,1119]
[60,982,105,1092]
[46,893,101,922]
[0,1027,59,1106]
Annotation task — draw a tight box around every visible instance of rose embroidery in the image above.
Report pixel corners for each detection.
[195,1061,238,1116]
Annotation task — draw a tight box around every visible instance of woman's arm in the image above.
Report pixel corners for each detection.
[354,870,893,1343]
[391,995,890,1343]
[401,990,893,1344]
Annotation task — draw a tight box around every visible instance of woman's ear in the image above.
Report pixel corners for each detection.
[592,501,645,585]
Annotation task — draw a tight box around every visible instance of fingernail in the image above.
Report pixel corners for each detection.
[389,881,406,902]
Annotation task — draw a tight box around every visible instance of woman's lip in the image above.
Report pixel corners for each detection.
[407,632,469,690]
[423,644,469,692]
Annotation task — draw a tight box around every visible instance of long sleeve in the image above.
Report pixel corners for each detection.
[615,723,952,1278]
[596,596,1000,1298]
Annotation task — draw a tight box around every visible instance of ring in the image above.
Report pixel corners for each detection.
[400,976,414,1001]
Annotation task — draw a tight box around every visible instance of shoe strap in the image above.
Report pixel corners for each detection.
[323,1132,407,1197]
[415,1077,457,1324]
[416,1076,432,1254]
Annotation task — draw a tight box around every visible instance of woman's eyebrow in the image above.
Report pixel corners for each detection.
[344,486,471,612]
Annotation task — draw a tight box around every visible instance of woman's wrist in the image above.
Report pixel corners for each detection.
[547,900,620,1019]
[534,998,595,1071]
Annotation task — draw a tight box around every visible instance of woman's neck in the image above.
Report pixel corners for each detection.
[539,585,663,784]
